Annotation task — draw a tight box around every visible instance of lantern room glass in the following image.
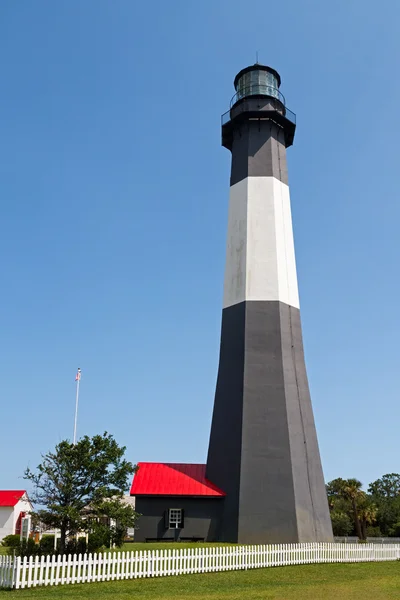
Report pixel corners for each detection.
[236,69,279,101]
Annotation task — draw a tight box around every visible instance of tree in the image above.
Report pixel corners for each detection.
[326,479,354,536]
[326,478,366,540]
[85,496,138,549]
[326,478,348,504]
[330,510,353,536]
[368,474,400,536]
[389,521,400,537]
[25,433,138,553]
[358,499,378,540]
[368,474,400,499]
[342,479,365,540]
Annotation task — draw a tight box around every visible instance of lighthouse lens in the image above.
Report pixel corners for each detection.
[237,69,279,101]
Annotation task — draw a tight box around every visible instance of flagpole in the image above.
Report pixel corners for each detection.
[73,368,81,445]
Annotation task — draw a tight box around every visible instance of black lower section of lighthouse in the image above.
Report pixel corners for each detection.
[207,301,332,543]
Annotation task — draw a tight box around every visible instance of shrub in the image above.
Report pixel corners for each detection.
[366,526,382,538]
[12,538,40,557]
[112,526,126,548]
[330,511,353,537]
[389,522,400,537]
[11,536,90,557]
[63,537,88,555]
[39,535,55,554]
[77,537,87,555]
[65,538,77,555]
[88,523,112,553]
[1,534,20,548]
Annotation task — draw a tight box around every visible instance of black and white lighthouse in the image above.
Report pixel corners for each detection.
[206,64,333,544]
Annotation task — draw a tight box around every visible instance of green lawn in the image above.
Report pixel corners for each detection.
[1,562,399,599]
[0,542,231,557]
[114,542,234,552]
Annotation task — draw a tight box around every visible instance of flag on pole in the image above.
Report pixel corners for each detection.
[75,368,81,381]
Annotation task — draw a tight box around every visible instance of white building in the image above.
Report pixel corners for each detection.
[0,490,33,541]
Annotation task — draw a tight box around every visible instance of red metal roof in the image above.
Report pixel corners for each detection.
[0,490,26,507]
[130,463,225,497]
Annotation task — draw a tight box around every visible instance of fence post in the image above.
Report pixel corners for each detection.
[12,556,20,590]
[3,556,8,588]
[11,556,21,590]
[7,556,13,589]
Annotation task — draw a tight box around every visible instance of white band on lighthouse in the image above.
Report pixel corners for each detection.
[223,176,300,309]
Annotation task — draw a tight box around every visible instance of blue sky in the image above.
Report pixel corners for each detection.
[1,0,399,492]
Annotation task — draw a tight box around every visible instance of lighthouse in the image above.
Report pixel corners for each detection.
[206,64,333,544]
[130,64,333,545]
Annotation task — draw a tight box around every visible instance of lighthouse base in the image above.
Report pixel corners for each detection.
[206,300,333,544]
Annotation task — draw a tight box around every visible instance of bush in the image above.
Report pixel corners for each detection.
[10,536,90,557]
[330,511,353,537]
[39,535,55,555]
[77,537,87,555]
[1,534,20,548]
[65,538,77,555]
[88,525,110,553]
[389,522,400,537]
[3,529,121,557]
[366,526,382,538]
[11,538,40,557]
[112,526,126,548]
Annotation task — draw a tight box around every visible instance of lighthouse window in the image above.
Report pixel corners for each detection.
[237,70,279,100]
[237,72,251,98]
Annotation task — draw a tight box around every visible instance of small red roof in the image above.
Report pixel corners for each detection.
[0,490,26,507]
[130,463,225,497]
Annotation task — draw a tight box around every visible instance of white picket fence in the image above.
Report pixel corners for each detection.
[1,543,399,589]
[334,536,400,544]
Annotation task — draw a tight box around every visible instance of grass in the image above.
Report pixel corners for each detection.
[0,562,399,599]
[113,542,234,552]
[0,542,231,557]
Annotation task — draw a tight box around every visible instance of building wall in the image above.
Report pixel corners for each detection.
[13,496,32,532]
[13,494,33,533]
[0,495,33,541]
[134,497,224,542]
[0,507,14,541]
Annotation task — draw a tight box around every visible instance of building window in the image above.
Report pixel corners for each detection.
[168,508,183,529]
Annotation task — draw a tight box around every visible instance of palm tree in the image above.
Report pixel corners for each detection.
[342,479,364,540]
[358,502,378,540]
[326,477,372,540]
